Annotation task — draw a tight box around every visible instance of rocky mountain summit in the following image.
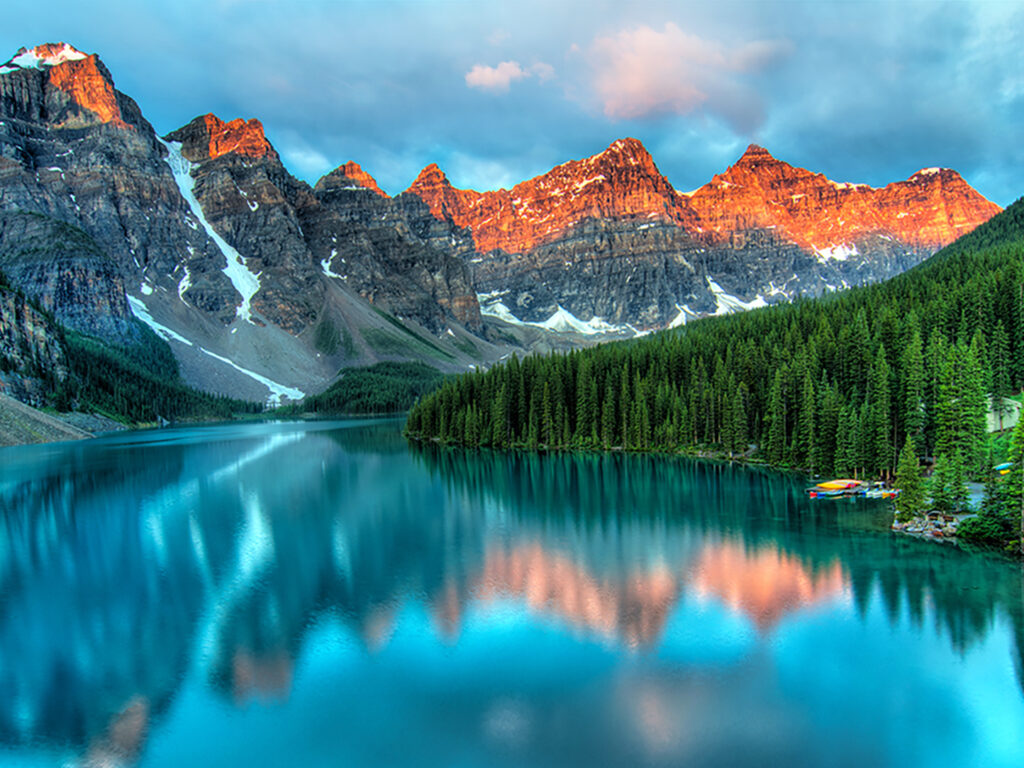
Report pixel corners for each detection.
[0,42,1004,404]
[405,140,1001,330]
[0,44,490,404]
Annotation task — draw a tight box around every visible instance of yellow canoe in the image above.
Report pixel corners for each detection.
[815,479,860,491]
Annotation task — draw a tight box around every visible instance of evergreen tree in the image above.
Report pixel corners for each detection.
[931,451,969,513]
[834,404,858,477]
[894,435,925,519]
[795,371,816,471]
[866,346,893,476]
[601,385,616,449]
[765,369,787,464]
[929,454,952,512]
[901,327,925,448]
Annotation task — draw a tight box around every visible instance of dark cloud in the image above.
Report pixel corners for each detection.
[0,0,1019,204]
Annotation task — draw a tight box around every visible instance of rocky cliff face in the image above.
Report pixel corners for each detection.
[685,144,1000,253]
[163,114,480,336]
[0,43,243,327]
[305,162,481,332]
[164,114,324,334]
[0,211,138,342]
[406,138,695,255]
[406,140,1001,329]
[0,44,488,404]
[0,282,67,405]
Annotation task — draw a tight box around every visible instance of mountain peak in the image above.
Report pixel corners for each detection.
[909,167,959,182]
[589,137,659,173]
[408,163,453,192]
[419,162,447,180]
[316,161,387,197]
[0,43,88,74]
[339,162,387,196]
[0,43,130,130]
[735,143,779,166]
[167,114,274,162]
[202,114,272,160]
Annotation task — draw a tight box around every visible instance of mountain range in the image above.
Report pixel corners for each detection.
[0,43,1001,405]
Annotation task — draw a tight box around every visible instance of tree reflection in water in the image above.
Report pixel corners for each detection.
[0,420,1019,766]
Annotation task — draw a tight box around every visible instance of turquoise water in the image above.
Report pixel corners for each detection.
[0,419,1022,767]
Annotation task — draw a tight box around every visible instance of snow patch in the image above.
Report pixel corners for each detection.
[829,180,873,192]
[195,347,304,406]
[667,303,699,328]
[158,138,261,323]
[537,306,623,335]
[2,44,87,73]
[477,293,631,336]
[707,277,768,315]
[321,248,345,278]
[140,282,153,296]
[127,295,193,346]
[813,243,859,262]
[573,175,606,192]
[177,267,192,304]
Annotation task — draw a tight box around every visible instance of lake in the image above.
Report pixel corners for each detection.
[0,418,1022,767]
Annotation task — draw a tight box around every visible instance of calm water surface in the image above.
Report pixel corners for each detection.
[0,419,1022,767]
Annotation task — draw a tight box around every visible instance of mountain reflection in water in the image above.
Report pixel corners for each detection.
[0,420,1021,768]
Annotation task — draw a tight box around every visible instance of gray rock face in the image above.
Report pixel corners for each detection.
[0,46,488,403]
[0,52,240,332]
[162,115,482,337]
[165,115,324,334]
[306,166,481,334]
[467,216,928,329]
[0,283,67,406]
[403,140,1000,331]
[0,211,139,342]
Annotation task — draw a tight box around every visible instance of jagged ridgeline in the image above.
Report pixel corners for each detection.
[405,196,1024,477]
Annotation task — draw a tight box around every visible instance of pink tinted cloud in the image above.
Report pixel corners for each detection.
[589,22,790,130]
[465,61,555,92]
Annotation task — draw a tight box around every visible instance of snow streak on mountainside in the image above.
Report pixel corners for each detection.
[158,138,262,324]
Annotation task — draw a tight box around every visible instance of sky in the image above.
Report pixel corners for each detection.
[2,0,1021,205]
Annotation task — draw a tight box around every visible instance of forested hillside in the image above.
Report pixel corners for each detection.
[0,268,260,425]
[406,197,1024,481]
[275,362,444,416]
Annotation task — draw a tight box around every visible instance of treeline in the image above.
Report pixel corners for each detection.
[277,361,444,416]
[406,197,1024,482]
[61,328,262,423]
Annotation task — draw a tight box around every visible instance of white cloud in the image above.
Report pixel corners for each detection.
[488,29,510,46]
[465,60,555,93]
[587,22,790,130]
[531,62,555,82]
[277,139,331,180]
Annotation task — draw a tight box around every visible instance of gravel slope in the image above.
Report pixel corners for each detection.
[0,394,92,447]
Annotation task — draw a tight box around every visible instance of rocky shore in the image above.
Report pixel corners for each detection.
[892,511,971,541]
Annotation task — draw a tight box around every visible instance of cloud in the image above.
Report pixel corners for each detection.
[465,60,555,92]
[587,22,790,131]
[275,137,332,180]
